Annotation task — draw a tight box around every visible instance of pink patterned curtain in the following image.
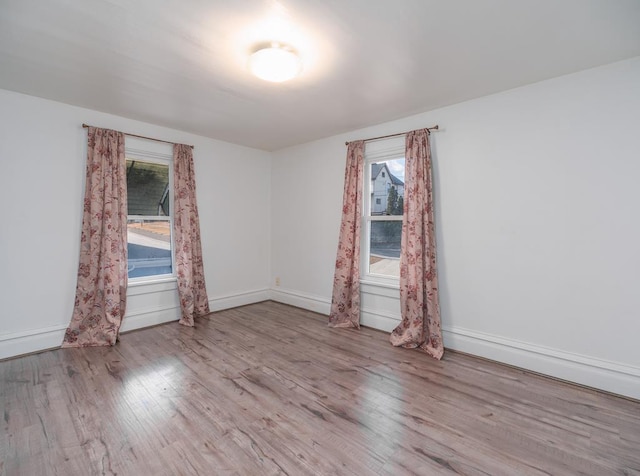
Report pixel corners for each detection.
[390,129,444,359]
[173,144,210,326]
[62,127,128,347]
[329,141,364,328]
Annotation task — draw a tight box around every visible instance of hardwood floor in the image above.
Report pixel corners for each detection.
[1,301,639,475]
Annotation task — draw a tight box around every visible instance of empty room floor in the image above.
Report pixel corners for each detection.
[1,301,639,475]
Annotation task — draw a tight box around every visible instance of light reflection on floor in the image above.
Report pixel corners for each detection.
[355,365,405,452]
[118,359,183,425]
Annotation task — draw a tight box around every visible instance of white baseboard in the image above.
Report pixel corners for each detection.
[442,326,640,400]
[269,287,400,331]
[0,324,68,360]
[269,287,331,315]
[0,288,271,360]
[209,288,270,312]
[269,287,640,400]
[121,288,271,332]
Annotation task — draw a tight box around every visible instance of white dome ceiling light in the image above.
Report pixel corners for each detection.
[249,43,302,82]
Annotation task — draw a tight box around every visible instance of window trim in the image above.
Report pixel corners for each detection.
[361,142,405,287]
[125,146,175,284]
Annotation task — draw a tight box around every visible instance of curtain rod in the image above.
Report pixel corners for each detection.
[82,124,194,149]
[345,125,439,146]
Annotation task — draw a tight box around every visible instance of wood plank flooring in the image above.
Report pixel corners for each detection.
[1,301,639,475]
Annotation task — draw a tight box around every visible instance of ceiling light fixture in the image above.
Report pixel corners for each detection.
[249,43,302,82]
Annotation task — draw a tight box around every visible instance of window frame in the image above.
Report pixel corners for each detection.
[361,141,405,287]
[125,146,175,284]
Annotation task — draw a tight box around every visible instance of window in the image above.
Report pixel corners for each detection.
[126,155,173,280]
[363,149,405,281]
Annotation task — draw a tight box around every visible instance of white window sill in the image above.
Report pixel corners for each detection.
[360,278,400,290]
[127,276,177,296]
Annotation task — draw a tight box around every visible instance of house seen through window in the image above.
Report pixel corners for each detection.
[126,158,173,279]
[364,156,405,279]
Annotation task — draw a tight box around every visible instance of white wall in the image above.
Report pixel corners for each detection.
[0,89,271,358]
[270,56,640,399]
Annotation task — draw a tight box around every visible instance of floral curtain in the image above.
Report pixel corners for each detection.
[173,144,210,326]
[390,129,444,360]
[329,141,364,328]
[62,127,128,347]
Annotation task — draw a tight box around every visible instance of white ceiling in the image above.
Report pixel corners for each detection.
[1,0,639,151]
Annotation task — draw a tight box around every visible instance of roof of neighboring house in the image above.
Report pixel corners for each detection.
[371,163,385,180]
[126,159,170,216]
[371,163,404,186]
[390,173,403,186]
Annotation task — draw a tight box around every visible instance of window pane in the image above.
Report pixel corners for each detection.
[369,221,402,277]
[369,158,405,216]
[126,159,170,216]
[127,219,172,279]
